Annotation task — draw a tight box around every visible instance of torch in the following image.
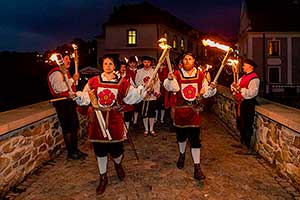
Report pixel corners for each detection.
[227,59,239,83]
[145,38,172,90]
[50,53,74,95]
[72,44,79,85]
[202,39,233,85]
[88,90,112,141]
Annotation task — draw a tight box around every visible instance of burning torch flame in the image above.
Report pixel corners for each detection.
[205,64,212,71]
[227,59,239,66]
[124,57,128,63]
[158,38,171,50]
[49,53,64,65]
[72,44,78,50]
[202,39,230,52]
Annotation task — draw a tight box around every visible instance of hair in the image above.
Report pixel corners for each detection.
[181,52,200,67]
[243,58,258,68]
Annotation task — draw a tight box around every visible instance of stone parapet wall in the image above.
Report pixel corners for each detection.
[212,85,300,189]
[0,101,88,198]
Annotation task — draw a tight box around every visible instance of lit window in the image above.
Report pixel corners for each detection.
[268,66,281,83]
[164,32,168,40]
[127,29,137,45]
[173,35,177,49]
[268,40,280,57]
[180,39,184,50]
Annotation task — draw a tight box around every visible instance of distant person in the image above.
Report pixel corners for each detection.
[231,58,260,155]
[135,56,160,137]
[126,56,140,127]
[117,60,134,139]
[163,52,217,180]
[47,53,87,160]
[76,55,148,195]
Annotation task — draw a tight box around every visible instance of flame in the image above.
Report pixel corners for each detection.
[227,59,239,66]
[158,37,171,49]
[49,53,59,62]
[124,57,128,63]
[72,44,78,50]
[49,53,63,65]
[205,64,212,71]
[202,39,230,51]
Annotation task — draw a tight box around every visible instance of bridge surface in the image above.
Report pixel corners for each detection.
[4,112,300,200]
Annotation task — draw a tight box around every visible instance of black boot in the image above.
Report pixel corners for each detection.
[76,150,88,158]
[114,163,125,181]
[96,173,108,195]
[63,133,81,160]
[176,153,185,169]
[194,164,206,180]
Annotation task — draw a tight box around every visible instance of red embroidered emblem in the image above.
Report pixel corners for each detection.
[143,76,150,84]
[183,85,196,99]
[98,89,115,106]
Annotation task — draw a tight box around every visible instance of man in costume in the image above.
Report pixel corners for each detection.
[135,56,160,137]
[127,56,140,127]
[48,53,87,160]
[163,52,216,180]
[231,58,260,155]
[76,56,148,194]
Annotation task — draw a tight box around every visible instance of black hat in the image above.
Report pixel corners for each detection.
[128,56,137,63]
[243,58,258,68]
[141,56,154,62]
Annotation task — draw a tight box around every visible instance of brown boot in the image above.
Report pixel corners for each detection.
[114,163,125,181]
[96,173,108,195]
[176,153,185,169]
[194,164,206,180]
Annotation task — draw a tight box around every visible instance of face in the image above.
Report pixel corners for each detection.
[63,55,71,68]
[182,55,195,71]
[242,63,254,74]
[143,60,152,69]
[120,64,127,73]
[128,61,137,69]
[102,58,115,74]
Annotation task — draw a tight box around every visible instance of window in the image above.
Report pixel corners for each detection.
[187,40,193,51]
[268,66,281,83]
[268,40,280,57]
[180,38,184,51]
[163,32,168,40]
[173,35,177,49]
[127,29,137,46]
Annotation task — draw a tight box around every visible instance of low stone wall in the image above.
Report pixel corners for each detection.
[0,101,88,198]
[212,85,300,189]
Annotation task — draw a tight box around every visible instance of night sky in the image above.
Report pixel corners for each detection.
[0,0,242,53]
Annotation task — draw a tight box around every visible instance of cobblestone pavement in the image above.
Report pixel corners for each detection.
[4,112,300,200]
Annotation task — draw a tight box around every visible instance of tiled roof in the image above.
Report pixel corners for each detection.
[246,0,300,31]
[105,1,198,35]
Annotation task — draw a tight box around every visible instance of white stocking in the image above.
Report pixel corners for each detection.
[143,118,149,131]
[97,156,107,175]
[149,117,155,132]
[178,142,186,154]
[112,154,123,164]
[191,148,200,164]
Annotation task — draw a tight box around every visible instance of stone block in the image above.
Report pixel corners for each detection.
[0,157,10,173]
[294,136,300,148]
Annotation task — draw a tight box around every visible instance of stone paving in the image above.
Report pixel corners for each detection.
[3,112,300,200]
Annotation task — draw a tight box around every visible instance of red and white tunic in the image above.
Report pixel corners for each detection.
[164,67,216,128]
[234,71,259,102]
[135,67,160,101]
[48,67,76,97]
[76,73,144,143]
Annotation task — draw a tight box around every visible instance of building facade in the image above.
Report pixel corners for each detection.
[96,2,202,67]
[238,0,300,95]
